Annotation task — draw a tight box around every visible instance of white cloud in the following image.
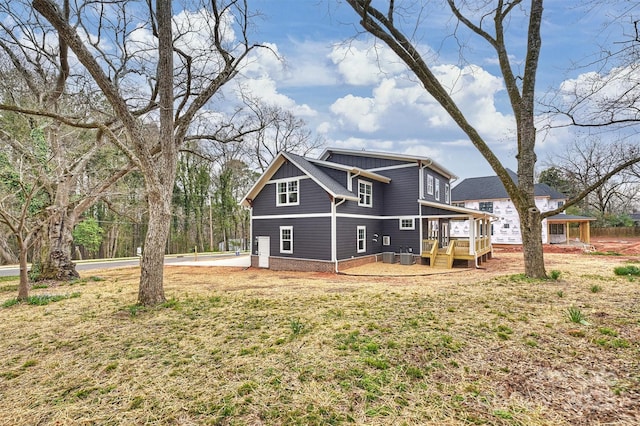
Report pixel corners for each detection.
[329,40,408,86]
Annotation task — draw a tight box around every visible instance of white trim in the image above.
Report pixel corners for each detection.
[368,163,418,172]
[279,226,293,254]
[252,213,332,220]
[399,217,415,230]
[427,175,434,195]
[267,175,310,184]
[435,178,440,201]
[357,226,366,253]
[275,178,300,207]
[357,179,373,208]
[382,235,391,246]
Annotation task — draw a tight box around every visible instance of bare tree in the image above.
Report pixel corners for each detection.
[239,95,325,171]
[0,1,133,281]
[343,0,640,278]
[545,138,640,216]
[32,0,262,305]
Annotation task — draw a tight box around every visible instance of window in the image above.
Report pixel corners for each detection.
[435,178,440,201]
[357,226,366,253]
[382,236,390,246]
[358,180,372,207]
[453,202,465,208]
[557,201,565,208]
[445,183,450,204]
[427,175,434,195]
[479,201,494,213]
[280,226,293,253]
[276,179,299,206]
[399,218,415,230]
[550,223,565,235]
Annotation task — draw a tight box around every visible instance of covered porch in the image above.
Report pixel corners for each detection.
[419,200,495,268]
[545,213,595,245]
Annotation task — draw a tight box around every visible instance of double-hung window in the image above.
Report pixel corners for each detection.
[357,226,366,253]
[280,226,293,253]
[276,179,299,206]
[358,180,372,207]
[427,175,434,195]
[445,183,450,204]
[435,178,440,201]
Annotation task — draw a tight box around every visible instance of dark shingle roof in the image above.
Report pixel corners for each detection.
[451,169,566,201]
[284,152,357,200]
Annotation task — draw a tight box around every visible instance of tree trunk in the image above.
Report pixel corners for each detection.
[520,206,546,278]
[0,234,17,265]
[137,186,171,306]
[17,238,29,301]
[36,208,80,281]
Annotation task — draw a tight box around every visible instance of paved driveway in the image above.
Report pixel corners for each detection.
[174,255,251,268]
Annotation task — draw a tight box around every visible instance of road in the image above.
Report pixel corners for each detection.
[0,253,250,277]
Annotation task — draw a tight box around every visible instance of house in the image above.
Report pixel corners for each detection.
[451,169,595,245]
[240,149,494,272]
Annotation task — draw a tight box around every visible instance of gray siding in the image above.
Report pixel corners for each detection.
[381,219,421,254]
[252,217,332,260]
[381,166,420,216]
[423,169,450,204]
[338,179,385,215]
[252,177,331,216]
[318,166,348,187]
[336,217,383,260]
[272,160,305,180]
[326,153,408,169]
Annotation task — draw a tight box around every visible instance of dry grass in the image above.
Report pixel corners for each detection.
[0,253,639,425]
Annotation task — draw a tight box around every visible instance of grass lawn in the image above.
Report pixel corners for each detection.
[0,252,638,425]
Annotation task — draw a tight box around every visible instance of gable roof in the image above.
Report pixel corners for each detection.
[241,152,359,207]
[319,147,457,181]
[306,158,391,183]
[451,169,566,202]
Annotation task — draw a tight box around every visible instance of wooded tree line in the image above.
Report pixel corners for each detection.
[1,0,639,305]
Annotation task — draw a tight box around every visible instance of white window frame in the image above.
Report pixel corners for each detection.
[279,226,293,254]
[357,226,366,253]
[275,178,299,207]
[427,175,434,195]
[445,183,450,204]
[435,178,440,201]
[382,236,391,246]
[399,217,415,230]
[358,180,373,208]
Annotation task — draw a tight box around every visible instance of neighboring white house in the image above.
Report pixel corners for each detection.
[451,169,594,245]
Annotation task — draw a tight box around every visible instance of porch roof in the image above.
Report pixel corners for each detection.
[418,200,497,219]
[546,213,596,223]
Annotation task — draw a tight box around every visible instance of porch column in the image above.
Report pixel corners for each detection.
[468,215,475,256]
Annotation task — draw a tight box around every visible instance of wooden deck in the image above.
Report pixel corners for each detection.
[421,238,492,268]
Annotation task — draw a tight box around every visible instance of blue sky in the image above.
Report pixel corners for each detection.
[219,0,636,182]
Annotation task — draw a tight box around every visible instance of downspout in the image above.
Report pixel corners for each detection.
[333,197,347,273]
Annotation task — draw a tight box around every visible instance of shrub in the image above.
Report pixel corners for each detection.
[614,265,640,276]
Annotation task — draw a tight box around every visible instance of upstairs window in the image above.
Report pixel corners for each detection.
[435,178,440,201]
[445,183,450,204]
[358,180,372,207]
[276,179,299,206]
[479,201,494,213]
[427,175,434,195]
